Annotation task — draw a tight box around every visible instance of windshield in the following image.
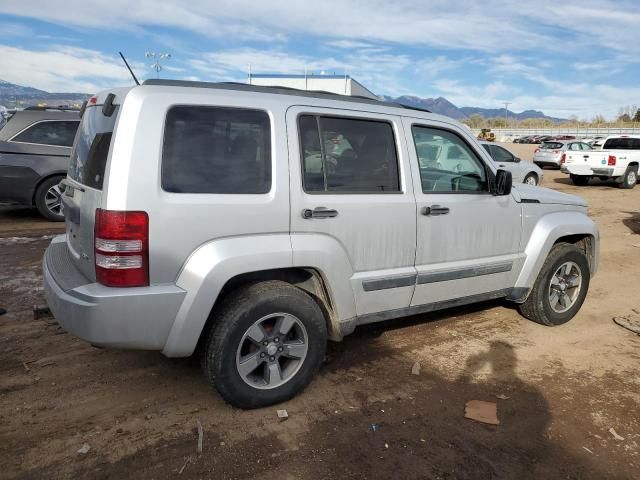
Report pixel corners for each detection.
[68,106,119,190]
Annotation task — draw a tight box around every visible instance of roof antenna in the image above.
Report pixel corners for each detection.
[119,51,140,86]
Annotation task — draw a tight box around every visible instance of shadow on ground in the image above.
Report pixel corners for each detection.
[622,211,640,234]
[24,339,612,480]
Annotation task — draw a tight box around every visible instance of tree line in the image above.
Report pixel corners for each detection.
[462,105,640,129]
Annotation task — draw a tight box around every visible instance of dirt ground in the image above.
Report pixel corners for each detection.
[1,147,639,479]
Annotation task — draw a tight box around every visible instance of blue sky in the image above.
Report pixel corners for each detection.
[1,0,639,119]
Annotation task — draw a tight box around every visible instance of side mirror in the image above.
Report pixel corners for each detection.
[494,169,512,196]
[514,157,521,163]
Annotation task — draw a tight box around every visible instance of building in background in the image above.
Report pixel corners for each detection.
[248,73,378,99]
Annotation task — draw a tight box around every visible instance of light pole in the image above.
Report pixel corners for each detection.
[503,101,511,130]
[145,52,171,79]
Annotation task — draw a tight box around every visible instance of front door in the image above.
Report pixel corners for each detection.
[404,118,523,307]
[287,106,417,317]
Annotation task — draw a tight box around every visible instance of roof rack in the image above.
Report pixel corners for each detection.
[23,105,81,112]
[142,79,430,113]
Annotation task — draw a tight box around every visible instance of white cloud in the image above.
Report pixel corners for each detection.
[0,44,139,92]
[4,0,637,53]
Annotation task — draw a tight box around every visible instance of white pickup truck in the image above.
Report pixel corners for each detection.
[561,135,640,188]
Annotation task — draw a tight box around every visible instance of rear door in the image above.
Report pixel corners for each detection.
[63,98,121,280]
[287,106,417,317]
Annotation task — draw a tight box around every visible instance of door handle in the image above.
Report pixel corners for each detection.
[302,207,339,219]
[421,205,450,216]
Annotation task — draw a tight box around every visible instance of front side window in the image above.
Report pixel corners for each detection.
[162,106,271,194]
[490,145,515,162]
[12,120,79,147]
[299,115,400,193]
[569,143,582,151]
[412,126,488,193]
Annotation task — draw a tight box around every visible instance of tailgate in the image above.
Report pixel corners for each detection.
[63,101,120,281]
[565,151,606,166]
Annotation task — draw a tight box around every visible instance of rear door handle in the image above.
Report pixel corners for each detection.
[302,207,338,219]
[421,205,450,216]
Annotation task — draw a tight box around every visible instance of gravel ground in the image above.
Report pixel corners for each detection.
[0,157,639,479]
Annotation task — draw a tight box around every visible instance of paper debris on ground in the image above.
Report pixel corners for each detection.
[495,394,510,400]
[277,409,288,420]
[77,443,91,454]
[613,314,640,335]
[609,427,624,441]
[411,362,421,375]
[464,400,499,425]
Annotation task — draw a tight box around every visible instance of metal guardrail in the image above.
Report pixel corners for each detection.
[472,127,640,137]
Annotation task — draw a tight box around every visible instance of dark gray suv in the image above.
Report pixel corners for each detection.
[0,107,80,221]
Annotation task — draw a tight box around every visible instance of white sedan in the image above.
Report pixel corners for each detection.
[480,141,544,186]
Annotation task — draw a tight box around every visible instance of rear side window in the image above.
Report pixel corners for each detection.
[12,120,79,147]
[68,106,118,190]
[299,115,400,193]
[162,106,271,194]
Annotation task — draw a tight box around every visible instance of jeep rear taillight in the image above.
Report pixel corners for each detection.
[94,209,149,287]
[608,155,616,166]
[561,153,566,164]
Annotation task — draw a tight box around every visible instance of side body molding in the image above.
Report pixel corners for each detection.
[514,211,599,295]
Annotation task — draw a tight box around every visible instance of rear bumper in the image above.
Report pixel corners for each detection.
[533,158,561,167]
[43,235,187,351]
[561,165,618,177]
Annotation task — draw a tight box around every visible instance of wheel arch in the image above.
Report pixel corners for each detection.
[31,171,66,205]
[513,212,599,301]
[162,234,356,357]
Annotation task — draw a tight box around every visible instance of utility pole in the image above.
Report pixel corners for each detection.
[145,51,171,79]
[503,101,511,129]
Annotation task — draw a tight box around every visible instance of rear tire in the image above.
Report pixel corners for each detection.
[518,243,590,326]
[618,166,637,189]
[201,280,327,409]
[570,174,590,186]
[34,175,65,221]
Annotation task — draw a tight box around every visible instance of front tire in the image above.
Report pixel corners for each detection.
[518,243,590,326]
[202,281,327,409]
[523,173,538,186]
[570,174,590,186]
[619,166,638,189]
[34,176,65,221]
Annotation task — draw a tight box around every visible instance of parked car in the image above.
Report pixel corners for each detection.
[561,135,640,188]
[479,141,543,185]
[533,140,592,169]
[0,107,80,220]
[44,81,599,408]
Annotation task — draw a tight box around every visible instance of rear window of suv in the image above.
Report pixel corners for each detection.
[68,106,119,190]
[162,106,271,194]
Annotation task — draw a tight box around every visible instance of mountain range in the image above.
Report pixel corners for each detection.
[0,80,563,122]
[380,95,565,122]
[0,80,89,108]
